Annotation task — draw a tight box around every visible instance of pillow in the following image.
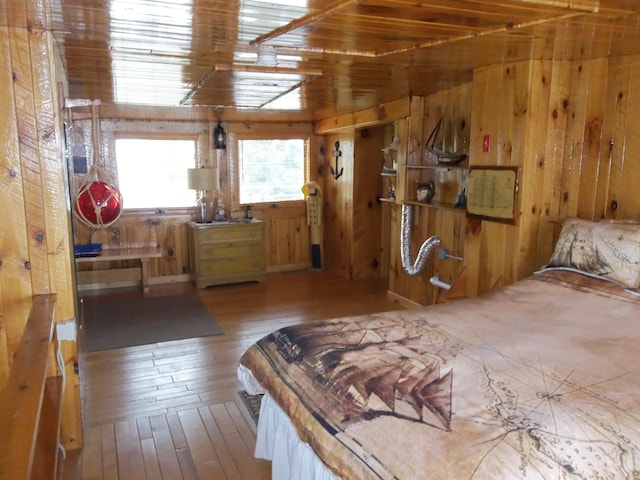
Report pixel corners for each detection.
[547,218,640,289]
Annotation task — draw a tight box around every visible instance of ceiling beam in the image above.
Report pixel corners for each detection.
[250,0,358,47]
[314,98,410,133]
[380,10,592,57]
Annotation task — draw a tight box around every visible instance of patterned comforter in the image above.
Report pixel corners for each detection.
[239,270,640,479]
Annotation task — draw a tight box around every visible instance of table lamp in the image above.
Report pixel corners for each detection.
[187,167,217,223]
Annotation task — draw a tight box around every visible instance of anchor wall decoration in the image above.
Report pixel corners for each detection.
[330,141,343,180]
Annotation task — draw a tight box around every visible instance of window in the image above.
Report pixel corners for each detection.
[238,138,306,204]
[115,137,196,209]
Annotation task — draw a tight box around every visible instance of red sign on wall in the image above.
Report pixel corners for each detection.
[482,135,491,153]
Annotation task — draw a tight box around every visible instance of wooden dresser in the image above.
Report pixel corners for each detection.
[187,220,266,289]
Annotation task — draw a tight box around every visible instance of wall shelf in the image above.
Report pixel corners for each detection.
[402,162,468,209]
[403,200,466,213]
[380,170,397,204]
[405,164,467,171]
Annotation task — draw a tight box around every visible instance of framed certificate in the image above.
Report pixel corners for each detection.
[466,166,519,224]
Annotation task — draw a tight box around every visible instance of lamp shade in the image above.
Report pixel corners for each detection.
[187,168,217,191]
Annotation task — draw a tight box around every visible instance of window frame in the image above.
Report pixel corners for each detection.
[232,132,310,209]
[112,131,202,214]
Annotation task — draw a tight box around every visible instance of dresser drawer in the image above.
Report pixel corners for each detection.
[197,223,262,243]
[199,242,262,260]
[199,256,264,276]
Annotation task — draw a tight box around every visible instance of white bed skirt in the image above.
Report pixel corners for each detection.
[237,364,339,480]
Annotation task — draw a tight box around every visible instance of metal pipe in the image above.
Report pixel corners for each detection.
[429,276,451,290]
[400,204,440,276]
[438,248,464,262]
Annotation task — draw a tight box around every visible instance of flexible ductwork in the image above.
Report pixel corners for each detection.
[401,204,440,276]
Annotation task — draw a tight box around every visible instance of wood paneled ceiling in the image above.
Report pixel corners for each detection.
[2,0,639,119]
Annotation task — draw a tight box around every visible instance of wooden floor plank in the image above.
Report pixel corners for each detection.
[175,447,199,480]
[210,402,265,479]
[149,414,184,480]
[100,424,118,480]
[70,270,403,479]
[178,409,226,479]
[208,403,236,435]
[221,431,262,480]
[113,419,145,480]
[224,401,256,454]
[139,438,162,480]
[165,412,188,450]
[198,406,241,480]
[80,426,102,480]
[136,418,153,441]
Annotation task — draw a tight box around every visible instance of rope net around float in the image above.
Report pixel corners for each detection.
[73,163,123,229]
[68,100,123,229]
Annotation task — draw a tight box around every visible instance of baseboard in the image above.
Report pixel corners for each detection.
[149,274,191,285]
[386,290,424,308]
[77,273,191,291]
[266,262,311,273]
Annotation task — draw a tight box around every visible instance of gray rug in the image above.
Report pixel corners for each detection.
[82,293,224,352]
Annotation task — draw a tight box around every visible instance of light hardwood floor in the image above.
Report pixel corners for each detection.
[63,270,405,479]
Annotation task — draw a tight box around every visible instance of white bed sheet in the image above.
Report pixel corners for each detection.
[237,364,338,480]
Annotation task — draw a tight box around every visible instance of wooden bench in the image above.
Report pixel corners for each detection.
[75,247,163,293]
[0,294,62,479]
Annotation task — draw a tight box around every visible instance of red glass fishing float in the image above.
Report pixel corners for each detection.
[74,172,123,228]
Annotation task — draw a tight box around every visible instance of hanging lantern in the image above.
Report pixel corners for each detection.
[74,171,123,228]
[213,121,226,149]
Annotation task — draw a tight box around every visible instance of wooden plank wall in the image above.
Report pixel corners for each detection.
[258,205,310,272]
[226,121,319,272]
[464,61,533,296]
[563,54,640,222]
[0,27,31,392]
[71,117,208,286]
[387,53,640,305]
[317,101,412,281]
[464,55,640,298]
[322,124,389,280]
[352,126,385,280]
[75,212,192,281]
[72,115,320,286]
[0,26,82,448]
[389,86,472,305]
[322,131,355,278]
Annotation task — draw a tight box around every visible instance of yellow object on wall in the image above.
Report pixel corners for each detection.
[302,182,323,268]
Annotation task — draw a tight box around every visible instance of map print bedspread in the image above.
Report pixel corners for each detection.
[239,270,640,479]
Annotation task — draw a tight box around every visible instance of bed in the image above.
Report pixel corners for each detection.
[238,219,640,479]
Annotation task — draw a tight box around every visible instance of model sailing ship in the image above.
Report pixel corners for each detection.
[426,114,467,165]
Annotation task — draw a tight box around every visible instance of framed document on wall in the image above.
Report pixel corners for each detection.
[466,166,519,224]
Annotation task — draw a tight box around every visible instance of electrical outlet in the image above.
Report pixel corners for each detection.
[57,319,77,341]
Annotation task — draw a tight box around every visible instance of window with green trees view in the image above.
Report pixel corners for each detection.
[238,138,306,204]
